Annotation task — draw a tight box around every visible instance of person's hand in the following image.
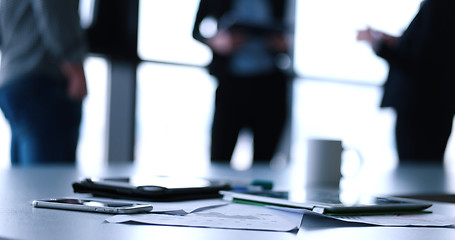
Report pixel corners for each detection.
[357,27,381,47]
[381,33,398,46]
[60,62,87,101]
[357,27,398,49]
[207,31,246,55]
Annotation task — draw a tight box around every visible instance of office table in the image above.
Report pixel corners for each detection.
[0,163,454,240]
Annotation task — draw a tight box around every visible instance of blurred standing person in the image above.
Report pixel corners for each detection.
[357,0,455,163]
[0,0,88,165]
[193,0,292,164]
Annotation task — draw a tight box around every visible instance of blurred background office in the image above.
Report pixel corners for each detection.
[1,0,455,172]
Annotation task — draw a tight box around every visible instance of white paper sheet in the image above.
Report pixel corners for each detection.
[106,203,303,232]
[267,206,455,227]
[328,213,455,227]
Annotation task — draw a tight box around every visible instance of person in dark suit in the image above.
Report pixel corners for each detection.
[193,0,292,163]
[357,0,455,163]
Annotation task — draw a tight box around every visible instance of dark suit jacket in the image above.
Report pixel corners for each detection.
[378,0,455,112]
[192,0,288,79]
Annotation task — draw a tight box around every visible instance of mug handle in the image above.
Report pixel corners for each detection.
[341,147,364,177]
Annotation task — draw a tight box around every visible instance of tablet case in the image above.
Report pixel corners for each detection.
[72,177,232,202]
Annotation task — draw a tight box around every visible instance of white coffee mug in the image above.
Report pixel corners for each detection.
[305,139,362,189]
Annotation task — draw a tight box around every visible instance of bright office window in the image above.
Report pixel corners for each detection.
[294,0,422,84]
[138,0,211,66]
[135,63,216,171]
[295,0,421,84]
[77,57,109,172]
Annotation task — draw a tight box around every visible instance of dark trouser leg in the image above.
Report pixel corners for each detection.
[0,76,82,166]
[395,108,453,163]
[251,73,288,162]
[210,81,243,162]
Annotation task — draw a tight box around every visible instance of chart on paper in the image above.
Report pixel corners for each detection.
[106,203,303,232]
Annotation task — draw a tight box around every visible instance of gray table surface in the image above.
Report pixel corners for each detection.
[1,163,455,240]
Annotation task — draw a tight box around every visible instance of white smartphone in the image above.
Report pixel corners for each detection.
[32,198,154,214]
